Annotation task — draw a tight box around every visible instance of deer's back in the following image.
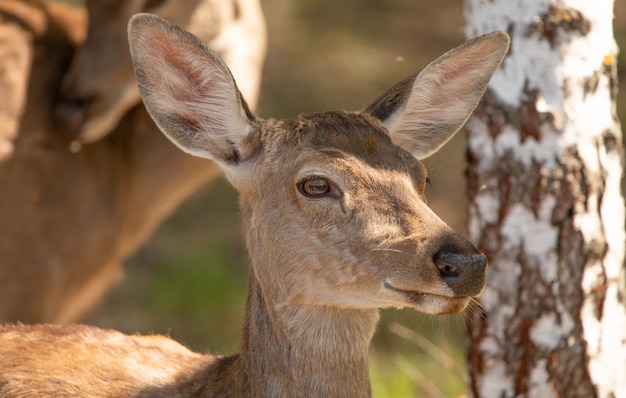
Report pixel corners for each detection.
[0,324,220,397]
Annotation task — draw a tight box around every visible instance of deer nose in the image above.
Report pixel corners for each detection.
[434,244,487,296]
[55,96,92,133]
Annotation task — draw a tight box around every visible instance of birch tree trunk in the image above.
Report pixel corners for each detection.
[463,1,626,396]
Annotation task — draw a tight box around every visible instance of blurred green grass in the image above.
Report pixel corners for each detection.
[83,1,626,397]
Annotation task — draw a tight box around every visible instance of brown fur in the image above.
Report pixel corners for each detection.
[0,15,509,397]
[0,0,264,323]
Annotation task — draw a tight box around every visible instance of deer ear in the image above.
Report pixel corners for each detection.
[364,31,510,160]
[128,13,259,165]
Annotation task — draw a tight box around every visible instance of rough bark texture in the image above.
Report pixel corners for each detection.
[464,1,626,397]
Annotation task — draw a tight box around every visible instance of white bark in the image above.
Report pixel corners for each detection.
[464,0,626,396]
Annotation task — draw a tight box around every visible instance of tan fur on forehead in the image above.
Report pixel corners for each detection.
[296,112,389,139]
[293,111,395,156]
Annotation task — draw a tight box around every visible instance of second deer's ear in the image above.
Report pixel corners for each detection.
[364,31,510,160]
[128,13,260,166]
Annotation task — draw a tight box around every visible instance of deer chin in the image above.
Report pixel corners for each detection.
[78,108,120,143]
[79,88,141,144]
[383,280,472,315]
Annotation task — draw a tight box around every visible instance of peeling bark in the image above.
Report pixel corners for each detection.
[464,1,626,397]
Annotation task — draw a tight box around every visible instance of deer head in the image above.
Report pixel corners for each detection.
[129,14,509,317]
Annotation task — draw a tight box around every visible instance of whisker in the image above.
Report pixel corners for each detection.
[463,298,487,331]
[370,247,414,257]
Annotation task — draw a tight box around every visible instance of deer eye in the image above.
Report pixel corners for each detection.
[298,176,332,198]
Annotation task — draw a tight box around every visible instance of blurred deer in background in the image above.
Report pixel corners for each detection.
[0,15,508,397]
[57,0,266,143]
[0,0,265,323]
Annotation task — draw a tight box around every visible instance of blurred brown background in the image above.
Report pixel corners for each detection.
[60,1,625,396]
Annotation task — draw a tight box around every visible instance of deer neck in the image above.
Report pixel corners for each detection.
[233,270,379,397]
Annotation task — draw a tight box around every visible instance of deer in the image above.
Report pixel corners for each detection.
[0,0,264,323]
[0,14,509,397]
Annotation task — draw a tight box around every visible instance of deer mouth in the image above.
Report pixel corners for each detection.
[383,280,472,314]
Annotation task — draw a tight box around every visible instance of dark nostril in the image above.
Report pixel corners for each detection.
[434,253,462,278]
[434,242,487,295]
[434,251,487,278]
[55,96,92,132]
